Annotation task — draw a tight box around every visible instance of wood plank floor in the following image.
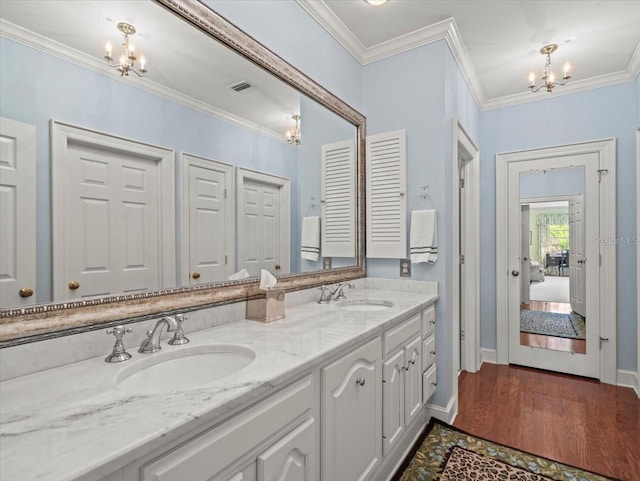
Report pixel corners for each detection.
[455,364,640,480]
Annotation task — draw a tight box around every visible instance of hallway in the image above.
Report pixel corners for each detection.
[455,364,640,480]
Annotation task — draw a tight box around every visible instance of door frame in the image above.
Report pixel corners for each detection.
[496,139,617,384]
[636,127,640,396]
[51,120,176,300]
[180,153,235,285]
[451,120,480,375]
[236,167,291,274]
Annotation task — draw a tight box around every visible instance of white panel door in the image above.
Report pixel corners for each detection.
[382,349,404,455]
[569,194,586,317]
[237,169,290,277]
[64,143,159,298]
[182,155,233,285]
[0,117,36,307]
[52,122,175,301]
[322,337,381,481]
[257,418,315,481]
[321,139,356,258]
[403,336,422,426]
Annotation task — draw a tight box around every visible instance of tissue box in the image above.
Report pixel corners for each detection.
[246,288,285,323]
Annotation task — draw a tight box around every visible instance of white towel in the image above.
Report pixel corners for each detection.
[410,210,437,264]
[228,268,250,280]
[301,216,320,261]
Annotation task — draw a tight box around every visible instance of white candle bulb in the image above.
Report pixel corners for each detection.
[548,70,555,83]
[105,41,112,57]
[529,72,535,85]
[140,55,146,70]
[129,43,135,54]
[563,62,570,76]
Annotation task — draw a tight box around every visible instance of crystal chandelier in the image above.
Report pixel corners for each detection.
[528,44,570,93]
[104,23,147,78]
[287,114,301,145]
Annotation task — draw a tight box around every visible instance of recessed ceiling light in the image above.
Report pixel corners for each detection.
[364,0,389,5]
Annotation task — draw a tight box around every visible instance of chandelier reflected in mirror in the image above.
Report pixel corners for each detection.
[528,44,571,93]
[104,23,148,78]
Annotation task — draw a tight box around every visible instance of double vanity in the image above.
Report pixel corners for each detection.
[0,279,438,481]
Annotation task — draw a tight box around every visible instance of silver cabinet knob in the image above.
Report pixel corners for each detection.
[356,377,366,386]
[511,270,520,277]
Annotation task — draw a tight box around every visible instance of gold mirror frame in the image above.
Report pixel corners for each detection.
[0,0,366,346]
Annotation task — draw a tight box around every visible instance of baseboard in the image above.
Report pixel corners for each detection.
[480,348,497,366]
[425,394,457,425]
[616,369,639,396]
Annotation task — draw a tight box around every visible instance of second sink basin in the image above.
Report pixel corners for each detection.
[116,344,255,394]
[337,299,394,312]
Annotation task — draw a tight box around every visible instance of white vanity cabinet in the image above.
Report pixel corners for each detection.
[321,337,382,481]
[138,375,316,481]
[381,313,423,455]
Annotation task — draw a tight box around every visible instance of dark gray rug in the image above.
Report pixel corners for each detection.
[520,310,586,340]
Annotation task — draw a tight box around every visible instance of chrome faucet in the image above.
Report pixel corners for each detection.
[327,282,355,302]
[139,316,179,353]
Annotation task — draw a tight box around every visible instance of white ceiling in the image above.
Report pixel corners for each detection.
[298,0,640,109]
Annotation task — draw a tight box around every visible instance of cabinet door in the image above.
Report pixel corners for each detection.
[257,418,315,481]
[322,337,382,481]
[404,336,422,426]
[382,349,404,455]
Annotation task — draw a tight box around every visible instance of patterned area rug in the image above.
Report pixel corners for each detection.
[393,419,618,481]
[520,310,586,339]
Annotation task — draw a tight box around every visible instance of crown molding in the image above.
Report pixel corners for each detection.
[0,19,288,144]
[295,1,639,112]
[295,0,367,63]
[482,69,637,111]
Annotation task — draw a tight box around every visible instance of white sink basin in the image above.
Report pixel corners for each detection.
[116,344,255,394]
[338,299,394,312]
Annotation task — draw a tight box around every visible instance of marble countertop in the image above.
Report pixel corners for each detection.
[0,283,437,481]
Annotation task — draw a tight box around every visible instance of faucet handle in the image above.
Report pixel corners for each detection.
[168,314,190,345]
[105,326,133,363]
[317,285,330,304]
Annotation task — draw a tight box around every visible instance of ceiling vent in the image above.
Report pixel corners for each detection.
[228,81,252,92]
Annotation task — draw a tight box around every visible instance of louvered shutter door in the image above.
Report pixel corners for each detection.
[321,139,356,258]
[366,130,407,258]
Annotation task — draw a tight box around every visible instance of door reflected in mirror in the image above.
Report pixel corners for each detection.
[518,166,586,354]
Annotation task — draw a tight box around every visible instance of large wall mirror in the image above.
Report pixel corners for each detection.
[0,0,365,345]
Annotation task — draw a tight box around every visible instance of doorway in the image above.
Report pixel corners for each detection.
[495,139,617,384]
[452,120,480,375]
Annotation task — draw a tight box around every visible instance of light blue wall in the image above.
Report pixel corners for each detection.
[480,82,638,371]
[0,37,299,302]
[363,39,480,406]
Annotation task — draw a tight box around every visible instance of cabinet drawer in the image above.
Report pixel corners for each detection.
[421,305,436,337]
[421,334,436,371]
[142,376,313,481]
[383,313,420,357]
[422,364,437,403]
